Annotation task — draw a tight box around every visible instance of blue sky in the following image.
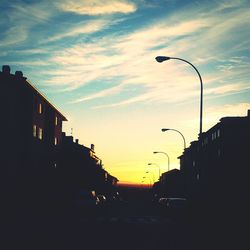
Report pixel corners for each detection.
[1,0,250,184]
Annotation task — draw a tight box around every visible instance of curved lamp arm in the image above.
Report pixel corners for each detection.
[156,56,203,136]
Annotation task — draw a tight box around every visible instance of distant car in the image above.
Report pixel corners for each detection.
[158,197,188,219]
[158,197,168,206]
[96,195,106,205]
[166,198,187,210]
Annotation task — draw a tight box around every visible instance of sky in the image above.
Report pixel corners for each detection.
[1,0,250,185]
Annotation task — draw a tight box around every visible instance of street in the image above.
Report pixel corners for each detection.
[2,199,198,250]
[2,191,245,250]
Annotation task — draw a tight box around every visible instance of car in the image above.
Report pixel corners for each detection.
[96,194,107,205]
[158,197,168,206]
[158,197,188,217]
[158,197,187,207]
[165,198,187,210]
[164,198,188,219]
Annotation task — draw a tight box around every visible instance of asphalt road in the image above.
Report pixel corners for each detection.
[2,200,197,250]
[2,199,244,250]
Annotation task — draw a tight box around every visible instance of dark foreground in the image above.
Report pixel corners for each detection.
[1,198,247,250]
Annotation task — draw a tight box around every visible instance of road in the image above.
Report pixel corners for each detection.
[2,200,198,250]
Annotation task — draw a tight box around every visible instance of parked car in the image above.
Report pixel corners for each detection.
[158,197,168,206]
[159,197,187,207]
[166,198,187,210]
[158,197,188,217]
[96,194,107,205]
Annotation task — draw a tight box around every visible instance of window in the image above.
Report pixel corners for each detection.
[203,137,208,146]
[55,116,58,126]
[217,129,220,137]
[33,125,37,137]
[212,132,216,141]
[197,174,200,180]
[38,128,43,140]
[54,137,58,145]
[38,103,42,114]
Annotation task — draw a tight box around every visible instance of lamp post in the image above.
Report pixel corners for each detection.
[143,176,151,188]
[148,163,161,180]
[161,128,186,150]
[155,56,203,137]
[146,170,155,183]
[153,151,170,172]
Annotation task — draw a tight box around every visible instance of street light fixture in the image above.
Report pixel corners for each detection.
[155,56,203,137]
[153,151,170,172]
[148,163,161,180]
[161,128,186,150]
[146,170,155,183]
[143,176,151,187]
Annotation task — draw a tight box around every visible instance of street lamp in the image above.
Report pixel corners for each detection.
[155,56,203,137]
[153,151,170,172]
[143,176,151,187]
[146,170,155,183]
[161,128,186,150]
[148,163,161,180]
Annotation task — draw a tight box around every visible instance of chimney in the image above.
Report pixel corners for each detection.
[15,71,23,77]
[90,144,95,151]
[75,139,79,144]
[248,110,250,117]
[2,65,10,74]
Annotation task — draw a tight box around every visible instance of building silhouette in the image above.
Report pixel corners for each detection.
[0,65,118,213]
[153,110,250,209]
[57,133,118,200]
[0,65,67,193]
[159,169,184,197]
[179,110,250,205]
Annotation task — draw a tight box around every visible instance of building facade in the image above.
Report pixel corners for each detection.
[57,133,118,198]
[0,65,119,211]
[179,110,250,204]
[0,65,67,182]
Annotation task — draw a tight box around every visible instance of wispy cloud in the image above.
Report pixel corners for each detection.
[71,84,124,103]
[0,1,55,47]
[56,0,137,15]
[215,0,247,11]
[0,25,28,47]
[44,2,249,108]
[204,102,250,129]
[2,0,249,111]
[8,2,52,23]
[43,19,113,43]
[10,60,50,66]
[182,102,250,134]
[46,14,213,89]
[92,92,154,109]
[15,48,50,54]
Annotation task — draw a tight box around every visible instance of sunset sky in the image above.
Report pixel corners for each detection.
[1,0,250,185]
